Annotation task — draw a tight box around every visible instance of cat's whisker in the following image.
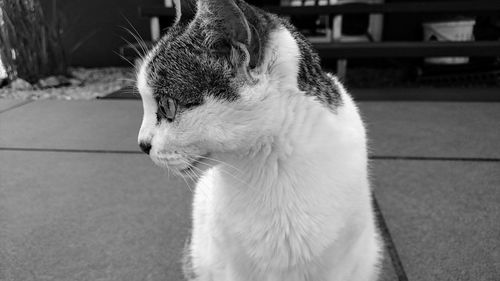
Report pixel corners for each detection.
[189,158,252,190]
[114,50,137,69]
[186,155,252,192]
[180,159,213,199]
[163,159,194,193]
[164,163,172,180]
[187,169,200,184]
[179,170,194,194]
[118,82,137,87]
[119,35,147,64]
[161,168,171,181]
[118,78,138,83]
[127,31,148,59]
[119,35,144,59]
[116,89,140,97]
[183,165,213,199]
[120,18,150,59]
[115,87,138,93]
[116,87,137,92]
[114,87,136,93]
[194,155,244,175]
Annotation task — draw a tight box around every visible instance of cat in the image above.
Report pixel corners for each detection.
[136,0,382,280]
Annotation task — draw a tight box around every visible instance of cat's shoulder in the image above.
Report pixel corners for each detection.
[276,18,344,110]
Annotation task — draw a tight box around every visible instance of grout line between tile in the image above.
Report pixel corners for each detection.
[371,155,500,162]
[373,195,410,281]
[0,147,499,163]
[0,147,142,154]
[0,100,33,115]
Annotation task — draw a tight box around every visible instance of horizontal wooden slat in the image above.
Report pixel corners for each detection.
[315,41,500,59]
[264,2,500,15]
[139,2,500,18]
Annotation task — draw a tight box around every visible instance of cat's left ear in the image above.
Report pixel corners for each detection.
[198,0,260,69]
[173,0,197,26]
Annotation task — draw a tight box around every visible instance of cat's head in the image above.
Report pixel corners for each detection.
[137,0,285,175]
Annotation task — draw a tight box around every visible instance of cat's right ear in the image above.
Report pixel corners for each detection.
[173,0,197,26]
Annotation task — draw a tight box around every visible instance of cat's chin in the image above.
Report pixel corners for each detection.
[172,153,214,178]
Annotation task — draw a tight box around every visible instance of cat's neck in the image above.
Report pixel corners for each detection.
[211,28,337,191]
[215,92,336,194]
[210,26,362,195]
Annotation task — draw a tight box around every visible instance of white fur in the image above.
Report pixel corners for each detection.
[138,27,381,281]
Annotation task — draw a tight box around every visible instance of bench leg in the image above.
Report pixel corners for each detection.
[337,59,348,81]
[150,17,160,41]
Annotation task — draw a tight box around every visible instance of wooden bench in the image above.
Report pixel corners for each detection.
[123,1,500,78]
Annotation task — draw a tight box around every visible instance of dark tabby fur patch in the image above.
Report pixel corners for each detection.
[145,0,342,121]
[280,19,343,108]
[147,28,237,105]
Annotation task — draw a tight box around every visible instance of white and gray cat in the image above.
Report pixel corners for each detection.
[137,0,382,280]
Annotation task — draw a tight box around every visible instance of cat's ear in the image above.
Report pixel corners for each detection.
[173,0,197,26]
[198,0,251,45]
[197,0,260,70]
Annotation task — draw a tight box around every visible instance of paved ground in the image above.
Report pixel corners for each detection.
[1,96,499,281]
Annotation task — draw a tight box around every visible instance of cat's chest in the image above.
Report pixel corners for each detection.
[208,167,333,269]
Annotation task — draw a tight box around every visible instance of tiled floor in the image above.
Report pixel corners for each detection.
[1,96,499,281]
[373,160,500,281]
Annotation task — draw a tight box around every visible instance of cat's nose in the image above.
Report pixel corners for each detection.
[139,142,152,155]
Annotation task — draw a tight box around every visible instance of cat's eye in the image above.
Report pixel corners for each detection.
[158,97,178,122]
